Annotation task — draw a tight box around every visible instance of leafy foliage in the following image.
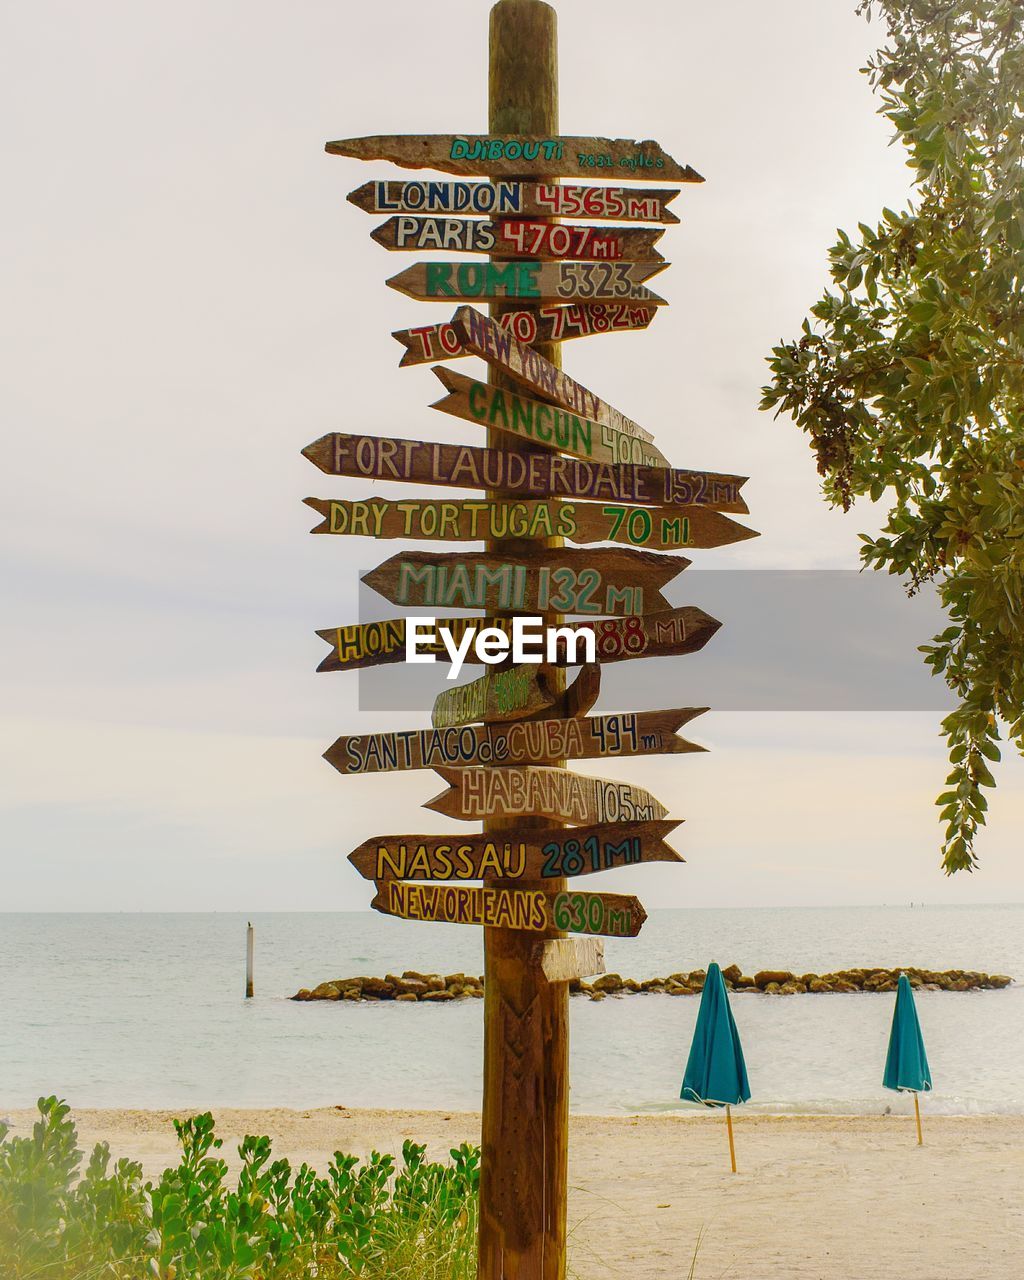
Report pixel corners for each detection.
[0,1097,479,1279]
[761,0,1024,871]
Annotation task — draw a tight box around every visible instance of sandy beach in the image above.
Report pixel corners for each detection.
[8,1106,1019,1280]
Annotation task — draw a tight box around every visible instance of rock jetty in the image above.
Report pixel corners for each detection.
[292,965,1013,1003]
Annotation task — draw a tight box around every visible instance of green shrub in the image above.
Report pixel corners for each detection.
[0,1096,479,1279]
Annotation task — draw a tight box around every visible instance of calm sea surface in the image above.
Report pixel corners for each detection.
[1,909,1021,1117]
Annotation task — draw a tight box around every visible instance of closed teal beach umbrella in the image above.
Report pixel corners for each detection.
[680,961,750,1171]
[883,972,932,1145]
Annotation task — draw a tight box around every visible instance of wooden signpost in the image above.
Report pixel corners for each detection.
[328,134,704,183]
[387,259,667,305]
[361,546,687,615]
[425,766,669,826]
[305,495,758,549]
[393,303,657,367]
[348,179,682,223]
[372,216,665,262]
[431,368,671,467]
[348,820,681,882]
[310,4,757,1275]
[302,433,750,512]
[323,707,707,776]
[370,879,648,938]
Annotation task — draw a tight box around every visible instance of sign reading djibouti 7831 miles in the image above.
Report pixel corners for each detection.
[348,180,682,223]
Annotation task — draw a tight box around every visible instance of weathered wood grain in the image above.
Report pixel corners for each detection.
[431,665,557,729]
[393,302,657,367]
[350,819,681,882]
[387,260,667,306]
[324,707,707,775]
[451,305,658,443]
[361,546,687,616]
[304,495,758,550]
[543,606,723,667]
[327,134,703,183]
[372,216,665,262]
[370,879,648,938]
[301,434,750,514]
[425,766,669,826]
[534,937,606,983]
[348,180,681,223]
[431,368,670,467]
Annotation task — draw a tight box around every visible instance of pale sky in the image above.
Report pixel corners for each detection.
[3,0,1022,910]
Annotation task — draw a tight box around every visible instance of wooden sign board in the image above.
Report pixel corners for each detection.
[314,606,720,673]
[361,546,687,617]
[304,496,758,551]
[534,937,606,983]
[387,260,666,306]
[371,879,647,937]
[348,180,681,224]
[324,707,707,775]
[372,216,665,263]
[393,303,656,367]
[431,665,557,729]
[426,766,670,826]
[431,368,670,468]
[302,434,749,514]
[450,305,655,443]
[327,134,703,184]
[350,820,681,883]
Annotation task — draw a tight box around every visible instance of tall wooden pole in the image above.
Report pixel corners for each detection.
[245,921,254,998]
[480,4,568,1279]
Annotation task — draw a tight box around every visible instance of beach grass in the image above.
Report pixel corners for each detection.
[0,1097,478,1280]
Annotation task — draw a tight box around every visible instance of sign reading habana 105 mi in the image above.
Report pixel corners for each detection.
[349,820,680,881]
[371,217,664,263]
[323,707,707,776]
[371,880,648,938]
[425,766,669,827]
[431,369,669,468]
[301,434,749,513]
[388,261,666,306]
[304,497,758,551]
[361,547,686,616]
[393,302,656,367]
[348,181,680,224]
[327,135,703,184]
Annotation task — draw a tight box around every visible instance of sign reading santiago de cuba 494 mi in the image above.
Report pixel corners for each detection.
[372,217,665,262]
[304,497,758,551]
[431,369,670,468]
[349,820,680,881]
[323,707,707,775]
[393,303,656,367]
[315,606,721,675]
[371,880,648,939]
[388,260,666,306]
[361,547,687,616]
[302,432,750,512]
[425,766,669,826]
[348,180,681,223]
[327,135,704,182]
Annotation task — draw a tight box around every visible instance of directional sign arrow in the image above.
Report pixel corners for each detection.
[327,134,703,184]
[387,260,667,307]
[301,434,749,514]
[431,368,670,468]
[369,879,649,938]
[361,547,687,617]
[392,303,657,368]
[371,216,665,262]
[425,766,670,826]
[350,820,682,882]
[348,180,682,222]
[431,662,599,729]
[304,496,758,550]
[324,707,707,776]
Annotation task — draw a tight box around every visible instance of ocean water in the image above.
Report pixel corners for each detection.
[1,908,1021,1117]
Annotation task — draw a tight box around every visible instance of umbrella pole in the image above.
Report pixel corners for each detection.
[913,1092,923,1146]
[725,1104,737,1173]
